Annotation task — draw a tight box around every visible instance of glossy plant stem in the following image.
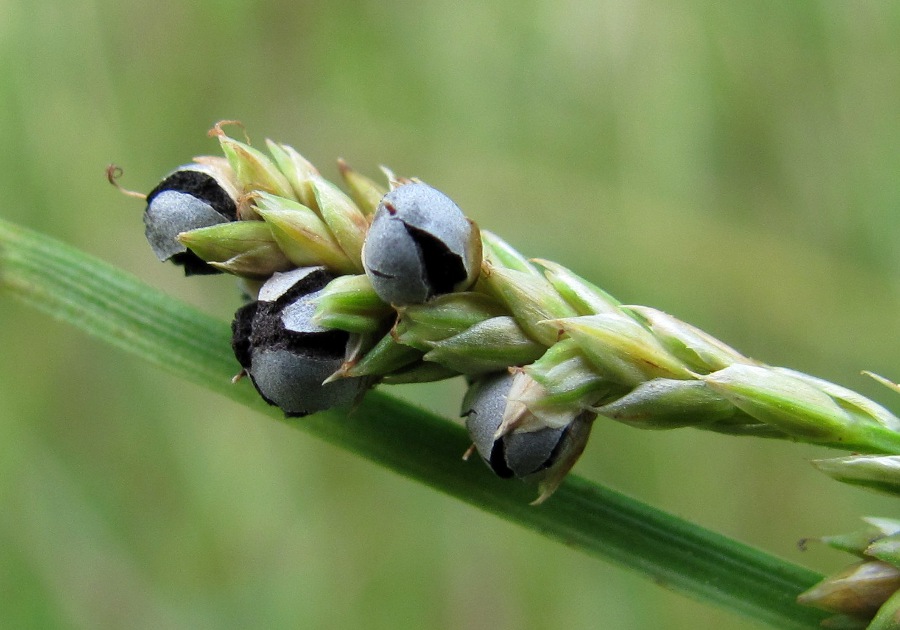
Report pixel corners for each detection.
[0,219,828,628]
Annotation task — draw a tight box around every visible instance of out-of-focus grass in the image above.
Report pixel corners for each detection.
[0,1,897,628]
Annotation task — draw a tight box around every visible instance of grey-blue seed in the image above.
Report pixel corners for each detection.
[462,372,567,479]
[144,190,229,261]
[248,348,363,416]
[232,267,369,417]
[363,182,478,305]
[144,167,238,275]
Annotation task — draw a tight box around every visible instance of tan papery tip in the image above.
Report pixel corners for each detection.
[208,120,250,143]
[105,164,145,199]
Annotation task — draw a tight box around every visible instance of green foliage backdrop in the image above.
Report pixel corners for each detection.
[0,2,898,628]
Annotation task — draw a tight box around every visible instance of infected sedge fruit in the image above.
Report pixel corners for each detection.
[462,371,572,479]
[362,182,481,305]
[232,267,369,416]
[144,165,239,275]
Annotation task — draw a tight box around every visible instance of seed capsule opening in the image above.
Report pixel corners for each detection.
[488,441,515,479]
[403,222,468,296]
[231,301,258,369]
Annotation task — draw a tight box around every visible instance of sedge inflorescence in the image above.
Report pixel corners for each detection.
[124,122,900,506]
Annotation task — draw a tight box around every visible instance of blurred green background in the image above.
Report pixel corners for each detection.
[1,1,898,628]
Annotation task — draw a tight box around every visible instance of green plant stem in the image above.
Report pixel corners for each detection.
[835,425,900,455]
[0,219,828,629]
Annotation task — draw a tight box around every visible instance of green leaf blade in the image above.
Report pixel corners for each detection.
[0,218,828,629]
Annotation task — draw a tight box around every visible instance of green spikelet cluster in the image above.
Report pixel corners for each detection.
[135,122,900,504]
[799,518,900,628]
